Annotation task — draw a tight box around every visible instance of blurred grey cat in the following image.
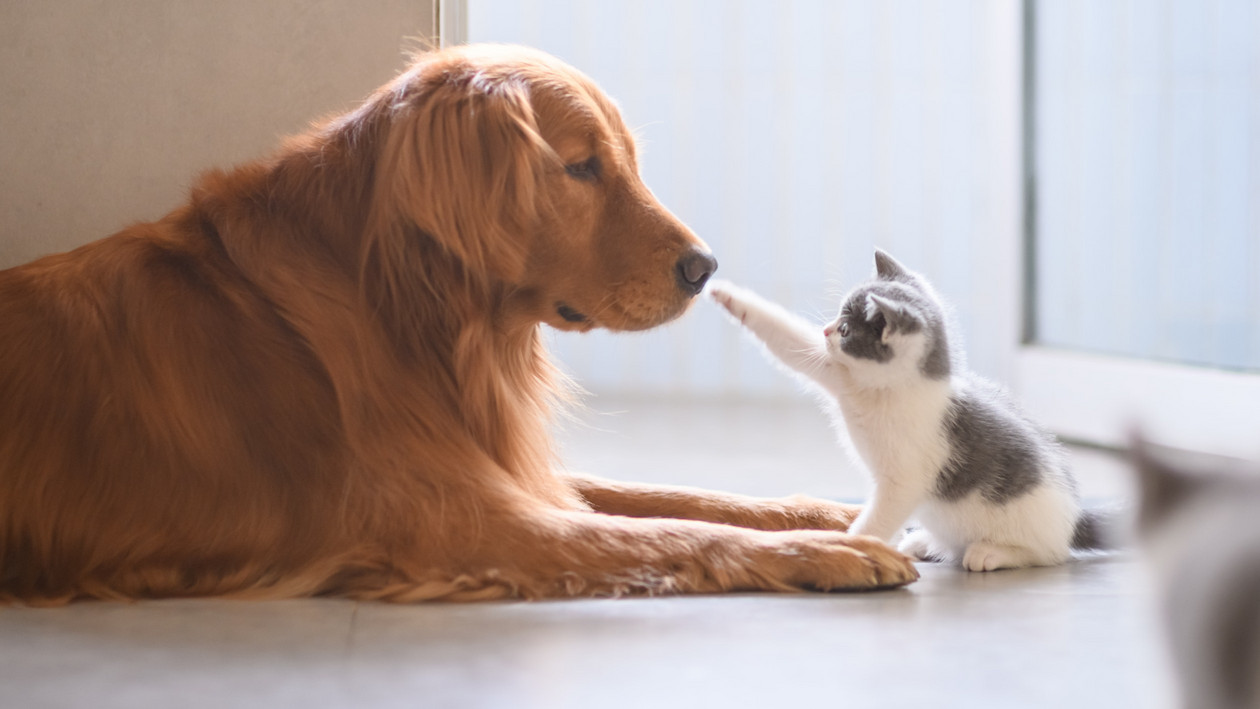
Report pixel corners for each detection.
[1131,438,1260,709]
[709,249,1111,571]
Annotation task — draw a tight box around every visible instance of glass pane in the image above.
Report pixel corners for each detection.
[1034,0,1260,372]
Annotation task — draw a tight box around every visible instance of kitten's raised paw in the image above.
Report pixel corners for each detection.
[962,541,1032,572]
[705,279,749,322]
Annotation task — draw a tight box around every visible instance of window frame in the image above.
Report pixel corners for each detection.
[1013,0,1260,459]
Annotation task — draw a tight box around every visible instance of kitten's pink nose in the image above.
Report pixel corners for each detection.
[823,326,834,337]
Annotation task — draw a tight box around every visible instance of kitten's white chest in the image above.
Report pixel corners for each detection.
[828,375,953,482]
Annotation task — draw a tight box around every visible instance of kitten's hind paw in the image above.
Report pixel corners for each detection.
[962,542,1033,572]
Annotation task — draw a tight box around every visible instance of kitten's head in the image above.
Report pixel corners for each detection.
[824,249,951,383]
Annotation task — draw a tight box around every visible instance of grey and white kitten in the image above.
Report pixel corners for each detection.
[1131,438,1260,709]
[709,249,1107,571]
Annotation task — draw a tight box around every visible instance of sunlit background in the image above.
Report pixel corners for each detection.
[4,1,1255,459]
[473,0,1022,393]
[472,0,1260,460]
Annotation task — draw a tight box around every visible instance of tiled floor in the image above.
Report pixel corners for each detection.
[0,398,1175,709]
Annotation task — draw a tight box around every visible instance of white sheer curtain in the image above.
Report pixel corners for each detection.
[470,0,1022,398]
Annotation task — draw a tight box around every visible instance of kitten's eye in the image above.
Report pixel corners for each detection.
[839,321,850,337]
[565,157,599,182]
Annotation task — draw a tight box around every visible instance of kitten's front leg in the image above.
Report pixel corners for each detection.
[899,528,946,562]
[707,280,828,376]
[847,477,932,544]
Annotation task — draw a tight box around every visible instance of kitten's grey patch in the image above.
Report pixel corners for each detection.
[838,290,894,363]
[866,293,923,335]
[874,248,912,282]
[919,331,951,379]
[839,280,951,379]
[934,377,1055,504]
[1070,506,1123,550]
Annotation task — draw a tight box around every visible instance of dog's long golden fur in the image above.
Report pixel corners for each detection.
[0,45,916,603]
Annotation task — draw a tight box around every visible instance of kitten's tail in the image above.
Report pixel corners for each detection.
[1071,504,1131,551]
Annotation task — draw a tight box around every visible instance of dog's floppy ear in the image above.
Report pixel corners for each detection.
[369,71,551,286]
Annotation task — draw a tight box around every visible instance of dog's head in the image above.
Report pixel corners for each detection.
[367,44,715,333]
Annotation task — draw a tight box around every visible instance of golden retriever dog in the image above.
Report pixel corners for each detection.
[0,44,916,603]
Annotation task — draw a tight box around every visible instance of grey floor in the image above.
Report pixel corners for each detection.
[1,398,1176,709]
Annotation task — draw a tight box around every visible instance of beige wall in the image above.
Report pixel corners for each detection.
[0,1,435,268]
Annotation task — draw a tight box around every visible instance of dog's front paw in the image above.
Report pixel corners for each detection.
[753,530,919,591]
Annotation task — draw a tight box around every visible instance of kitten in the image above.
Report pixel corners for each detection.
[1131,437,1260,709]
[708,249,1107,571]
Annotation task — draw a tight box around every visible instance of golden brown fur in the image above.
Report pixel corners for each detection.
[0,45,916,603]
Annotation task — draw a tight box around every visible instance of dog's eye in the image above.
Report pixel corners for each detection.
[565,157,599,182]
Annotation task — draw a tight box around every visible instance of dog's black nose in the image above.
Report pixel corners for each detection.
[676,250,718,295]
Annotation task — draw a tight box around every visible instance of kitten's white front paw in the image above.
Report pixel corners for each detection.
[898,528,937,561]
[705,279,749,323]
[962,541,1031,572]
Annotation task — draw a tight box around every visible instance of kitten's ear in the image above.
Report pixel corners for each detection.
[874,249,909,280]
[865,293,923,341]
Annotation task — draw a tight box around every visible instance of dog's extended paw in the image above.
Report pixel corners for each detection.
[755,530,920,591]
